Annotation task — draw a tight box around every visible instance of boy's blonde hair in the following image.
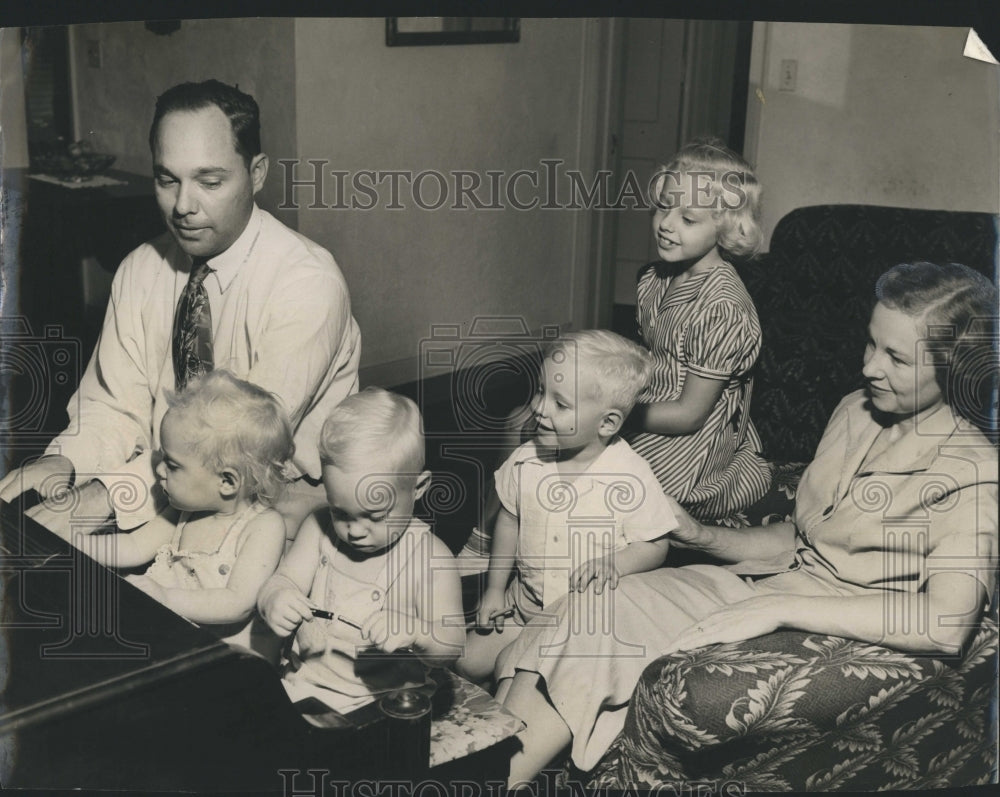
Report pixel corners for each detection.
[166,370,294,506]
[318,387,425,482]
[546,330,652,415]
[651,137,763,259]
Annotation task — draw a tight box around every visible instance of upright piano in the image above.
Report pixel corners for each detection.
[0,501,407,793]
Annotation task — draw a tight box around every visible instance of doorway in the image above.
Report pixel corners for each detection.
[605,18,753,339]
[21,26,74,162]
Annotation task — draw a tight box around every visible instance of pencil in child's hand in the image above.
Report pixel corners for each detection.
[336,614,363,631]
[312,607,415,653]
[311,607,365,632]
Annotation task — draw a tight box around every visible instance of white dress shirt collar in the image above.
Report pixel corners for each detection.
[202,204,263,294]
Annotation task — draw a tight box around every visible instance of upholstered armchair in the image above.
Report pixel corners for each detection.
[586,205,999,790]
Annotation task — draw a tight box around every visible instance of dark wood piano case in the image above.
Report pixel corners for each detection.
[0,501,404,793]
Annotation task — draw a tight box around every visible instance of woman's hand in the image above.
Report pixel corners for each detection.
[662,594,789,654]
[662,498,795,567]
[664,495,715,550]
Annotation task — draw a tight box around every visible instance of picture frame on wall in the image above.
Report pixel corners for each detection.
[385,17,520,46]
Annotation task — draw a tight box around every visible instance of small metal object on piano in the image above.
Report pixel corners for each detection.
[378,689,432,776]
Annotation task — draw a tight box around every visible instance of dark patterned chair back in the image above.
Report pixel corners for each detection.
[738,204,997,463]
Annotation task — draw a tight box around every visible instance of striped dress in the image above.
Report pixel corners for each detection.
[626,260,772,521]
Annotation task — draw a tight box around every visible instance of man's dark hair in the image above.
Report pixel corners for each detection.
[148,79,261,166]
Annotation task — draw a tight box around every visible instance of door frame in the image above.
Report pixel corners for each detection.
[572,18,626,332]
[583,18,755,331]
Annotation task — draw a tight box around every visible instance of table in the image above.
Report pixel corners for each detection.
[1,167,163,354]
[430,670,524,781]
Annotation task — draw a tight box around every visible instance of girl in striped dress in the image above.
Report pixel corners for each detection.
[625,139,771,522]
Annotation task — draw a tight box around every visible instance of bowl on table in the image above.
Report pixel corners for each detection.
[31,144,116,182]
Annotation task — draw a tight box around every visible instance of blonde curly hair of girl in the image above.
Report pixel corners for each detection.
[166,370,295,506]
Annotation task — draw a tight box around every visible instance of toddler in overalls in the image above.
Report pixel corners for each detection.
[258,387,465,713]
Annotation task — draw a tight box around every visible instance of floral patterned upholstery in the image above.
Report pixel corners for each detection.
[585,205,999,790]
[588,617,998,791]
[587,471,998,791]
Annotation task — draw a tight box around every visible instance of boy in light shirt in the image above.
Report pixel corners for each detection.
[456,330,678,682]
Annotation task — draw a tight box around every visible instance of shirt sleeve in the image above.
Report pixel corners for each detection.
[94,451,159,529]
[634,263,658,347]
[493,449,524,518]
[46,247,158,506]
[793,391,862,533]
[923,461,998,598]
[245,255,360,479]
[684,300,761,380]
[618,455,679,543]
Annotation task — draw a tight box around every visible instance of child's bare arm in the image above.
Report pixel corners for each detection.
[257,514,323,636]
[570,537,670,594]
[478,506,518,628]
[59,509,178,569]
[420,535,465,663]
[613,537,671,578]
[628,373,725,435]
[272,513,322,591]
[153,509,286,625]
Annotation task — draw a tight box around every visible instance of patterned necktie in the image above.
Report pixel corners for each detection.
[172,258,214,391]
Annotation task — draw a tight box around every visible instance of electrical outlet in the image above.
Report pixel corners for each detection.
[779,59,797,92]
[86,39,102,69]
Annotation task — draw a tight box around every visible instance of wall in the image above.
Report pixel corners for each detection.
[63,18,607,385]
[293,18,605,385]
[611,19,742,306]
[745,23,1000,247]
[1,28,29,169]
[69,18,297,228]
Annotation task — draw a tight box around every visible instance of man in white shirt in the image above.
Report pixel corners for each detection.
[0,80,361,537]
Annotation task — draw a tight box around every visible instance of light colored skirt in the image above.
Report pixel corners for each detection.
[495,563,848,771]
